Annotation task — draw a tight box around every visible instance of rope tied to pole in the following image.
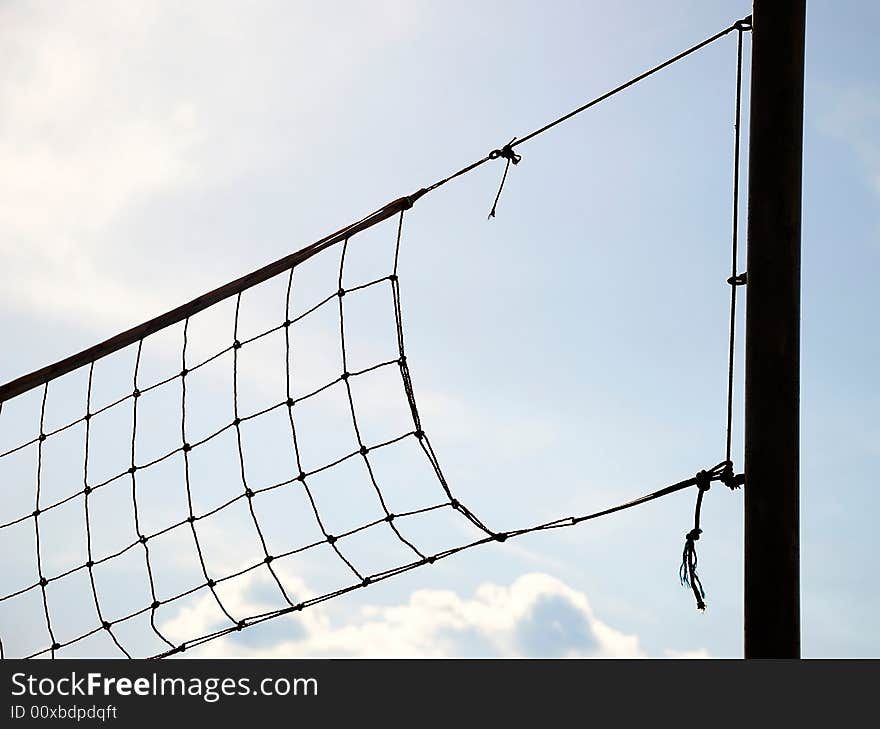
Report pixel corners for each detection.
[676,14,750,613]
[488,138,522,219]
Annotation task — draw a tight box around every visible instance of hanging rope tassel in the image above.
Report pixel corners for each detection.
[488,138,522,219]
[680,527,706,611]
[679,468,713,611]
[678,462,743,611]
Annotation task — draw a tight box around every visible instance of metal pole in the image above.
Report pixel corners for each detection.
[744,0,806,658]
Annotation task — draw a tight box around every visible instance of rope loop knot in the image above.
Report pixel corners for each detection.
[718,461,745,490]
[734,15,753,32]
[489,138,522,165]
[695,469,712,492]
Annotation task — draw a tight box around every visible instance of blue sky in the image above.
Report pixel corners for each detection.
[0,1,877,658]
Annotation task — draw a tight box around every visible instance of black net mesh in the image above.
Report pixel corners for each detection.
[0,210,497,658]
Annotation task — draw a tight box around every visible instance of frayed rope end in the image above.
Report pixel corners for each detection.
[680,527,707,611]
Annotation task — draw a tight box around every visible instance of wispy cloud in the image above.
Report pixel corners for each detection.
[0,1,422,330]
[815,83,880,198]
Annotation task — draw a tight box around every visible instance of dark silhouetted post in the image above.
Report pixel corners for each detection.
[744,0,806,658]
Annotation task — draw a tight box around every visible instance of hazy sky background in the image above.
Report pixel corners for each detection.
[0,1,877,658]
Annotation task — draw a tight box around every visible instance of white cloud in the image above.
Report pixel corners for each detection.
[164,570,644,658]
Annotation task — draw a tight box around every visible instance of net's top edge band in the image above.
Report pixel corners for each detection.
[0,194,417,405]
